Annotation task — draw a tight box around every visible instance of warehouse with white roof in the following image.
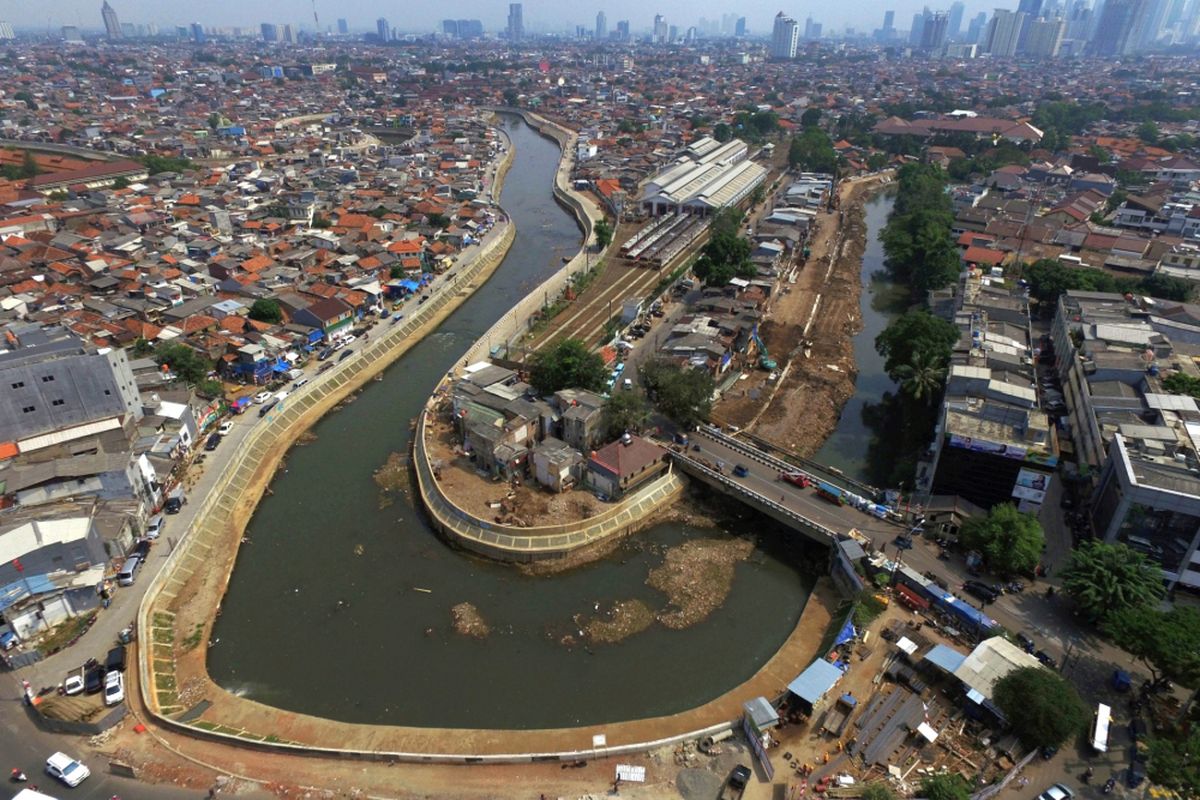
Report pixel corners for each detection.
[640,136,768,217]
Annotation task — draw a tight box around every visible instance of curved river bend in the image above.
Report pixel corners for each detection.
[209,115,813,730]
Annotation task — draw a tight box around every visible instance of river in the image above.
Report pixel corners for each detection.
[208,114,813,730]
[812,192,905,485]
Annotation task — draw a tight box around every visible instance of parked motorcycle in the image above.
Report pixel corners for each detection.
[1103,777,1116,794]
[10,770,27,783]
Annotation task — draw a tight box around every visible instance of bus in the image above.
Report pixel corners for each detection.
[1091,702,1111,753]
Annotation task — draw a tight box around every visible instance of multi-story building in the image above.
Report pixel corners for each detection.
[507,3,525,41]
[596,11,607,39]
[1090,0,1148,54]
[376,17,390,42]
[102,0,122,40]
[0,21,14,40]
[920,11,950,50]
[336,17,348,34]
[770,12,800,59]
[984,9,1026,55]
[1023,15,1066,55]
[261,22,279,42]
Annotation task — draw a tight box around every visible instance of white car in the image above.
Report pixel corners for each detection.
[253,391,272,404]
[46,751,90,787]
[103,671,125,706]
[218,421,234,436]
[274,390,290,402]
[63,673,84,696]
[342,334,357,345]
[1037,785,1075,800]
[145,514,165,539]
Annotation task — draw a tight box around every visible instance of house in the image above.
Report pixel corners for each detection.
[530,436,585,493]
[293,297,354,339]
[586,434,668,498]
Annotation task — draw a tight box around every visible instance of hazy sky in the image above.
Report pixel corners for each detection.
[21,0,1006,35]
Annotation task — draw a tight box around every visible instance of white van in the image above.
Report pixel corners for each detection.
[117,555,142,587]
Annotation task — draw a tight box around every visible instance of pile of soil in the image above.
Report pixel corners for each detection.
[648,537,755,629]
[450,602,491,638]
[581,599,656,643]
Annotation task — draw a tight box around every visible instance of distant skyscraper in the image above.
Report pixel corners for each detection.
[1091,0,1148,53]
[507,3,524,41]
[966,10,988,41]
[102,1,122,40]
[616,19,630,39]
[376,17,390,41]
[735,16,747,36]
[281,24,296,44]
[261,23,278,42]
[596,11,607,39]
[770,12,800,57]
[1024,15,1066,54]
[0,21,14,40]
[653,14,668,43]
[910,8,929,45]
[947,1,965,38]
[1017,0,1044,16]
[984,9,1025,55]
[62,25,83,42]
[190,22,205,43]
[921,11,950,49]
[336,18,348,35]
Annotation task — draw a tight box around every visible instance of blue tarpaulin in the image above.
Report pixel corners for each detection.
[834,620,857,647]
[271,358,290,373]
[399,280,420,292]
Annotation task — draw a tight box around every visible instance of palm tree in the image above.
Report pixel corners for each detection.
[1061,540,1165,621]
[894,351,946,403]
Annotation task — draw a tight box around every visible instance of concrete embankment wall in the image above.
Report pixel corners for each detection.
[0,138,113,161]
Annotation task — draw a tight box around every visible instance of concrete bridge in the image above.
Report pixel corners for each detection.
[666,427,904,550]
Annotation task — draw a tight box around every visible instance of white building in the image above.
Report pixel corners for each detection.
[770,12,800,58]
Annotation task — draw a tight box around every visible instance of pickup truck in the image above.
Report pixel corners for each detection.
[720,765,752,800]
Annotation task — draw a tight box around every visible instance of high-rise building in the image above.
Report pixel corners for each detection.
[735,16,747,36]
[1017,0,1044,16]
[261,23,279,42]
[910,10,928,44]
[0,21,14,40]
[596,11,607,39]
[966,11,989,41]
[190,22,205,43]
[336,18,348,34]
[281,24,296,44]
[507,3,524,41]
[1138,0,1170,46]
[1091,0,1148,53]
[947,2,965,38]
[616,19,630,39]
[1023,14,1066,54]
[102,1,122,40]
[376,17,390,41]
[770,12,800,58]
[921,11,950,49]
[62,25,83,42]
[653,14,668,43]
[984,8,1025,55]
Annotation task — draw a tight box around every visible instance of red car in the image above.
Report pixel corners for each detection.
[779,471,812,488]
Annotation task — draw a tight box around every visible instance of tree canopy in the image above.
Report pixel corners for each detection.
[788,127,838,174]
[693,208,755,287]
[248,298,282,324]
[874,310,960,382]
[640,358,714,428]
[881,163,960,295]
[1104,605,1200,690]
[529,339,609,395]
[154,341,221,398]
[593,217,614,249]
[959,503,1045,576]
[601,390,650,440]
[1061,540,1165,621]
[1022,259,1193,310]
[1146,727,1200,797]
[992,667,1088,750]
[918,774,970,800]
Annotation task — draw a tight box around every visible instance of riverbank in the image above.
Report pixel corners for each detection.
[716,172,894,458]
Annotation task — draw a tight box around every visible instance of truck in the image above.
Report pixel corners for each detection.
[720,765,752,800]
[821,693,858,737]
[815,481,846,506]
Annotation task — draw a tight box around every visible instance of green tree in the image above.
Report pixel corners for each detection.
[1146,727,1200,796]
[880,163,959,294]
[693,208,753,287]
[788,127,839,173]
[601,390,650,439]
[19,150,39,178]
[248,298,283,324]
[640,359,714,428]
[154,342,214,386]
[140,154,194,175]
[874,310,960,381]
[860,785,895,800]
[530,339,609,395]
[1163,372,1200,400]
[1104,606,1200,689]
[713,122,732,143]
[502,87,520,107]
[594,217,614,249]
[894,351,947,404]
[112,176,130,190]
[207,112,222,130]
[959,503,1045,576]
[1136,120,1160,145]
[131,337,156,357]
[919,774,970,800]
[800,107,822,129]
[993,667,1088,750]
[1061,540,1165,621]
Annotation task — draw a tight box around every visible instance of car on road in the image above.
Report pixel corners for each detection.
[145,513,165,539]
[732,464,750,478]
[339,349,354,361]
[962,580,999,603]
[63,673,84,696]
[1034,649,1057,669]
[258,398,279,418]
[204,433,222,451]
[46,752,90,787]
[218,421,234,436]
[317,347,334,361]
[1036,784,1074,800]
[342,335,357,346]
[293,377,310,389]
[721,764,752,799]
[83,664,105,694]
[103,670,124,706]
[105,644,126,673]
[253,391,272,404]
[893,535,914,550]
[318,362,335,374]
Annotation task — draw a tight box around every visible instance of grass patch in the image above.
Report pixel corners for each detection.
[153,644,174,660]
[193,720,219,731]
[35,610,97,656]
[852,590,889,628]
[155,673,177,692]
[652,256,695,297]
[153,611,175,626]
[181,622,204,653]
[153,659,174,674]
[264,734,284,744]
[153,626,175,645]
[157,691,179,707]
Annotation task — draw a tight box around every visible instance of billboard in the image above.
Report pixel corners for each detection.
[1011,468,1051,504]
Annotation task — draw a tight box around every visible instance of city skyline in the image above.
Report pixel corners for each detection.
[10,0,1036,35]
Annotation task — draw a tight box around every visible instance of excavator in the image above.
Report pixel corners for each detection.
[752,330,777,371]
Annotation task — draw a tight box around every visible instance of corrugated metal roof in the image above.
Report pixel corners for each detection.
[787,658,843,704]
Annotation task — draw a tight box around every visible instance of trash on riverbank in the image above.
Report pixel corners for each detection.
[373,451,410,509]
[295,430,318,446]
[450,602,491,638]
[648,538,755,629]
[581,599,656,643]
